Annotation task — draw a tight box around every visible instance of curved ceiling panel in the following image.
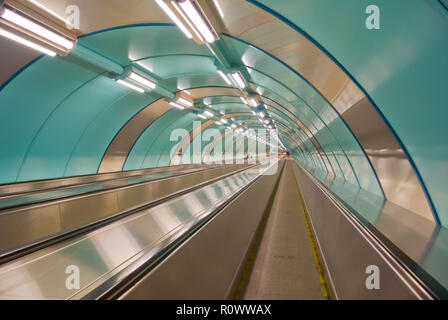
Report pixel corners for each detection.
[0,0,443,227]
[249,0,446,223]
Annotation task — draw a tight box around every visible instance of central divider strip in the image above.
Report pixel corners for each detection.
[292,168,331,300]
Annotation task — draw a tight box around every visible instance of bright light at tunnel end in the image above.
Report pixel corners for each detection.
[168,123,281,175]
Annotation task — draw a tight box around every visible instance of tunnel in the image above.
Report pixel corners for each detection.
[0,0,447,301]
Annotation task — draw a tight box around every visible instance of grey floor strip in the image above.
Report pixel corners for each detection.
[243,160,324,300]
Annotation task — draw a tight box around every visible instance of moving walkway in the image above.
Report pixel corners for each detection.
[0,157,445,300]
[0,159,282,299]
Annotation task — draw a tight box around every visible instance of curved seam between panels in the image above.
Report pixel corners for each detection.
[247,66,361,175]
[162,112,249,166]
[152,115,196,167]
[0,24,174,93]
[121,106,171,171]
[62,90,134,176]
[263,94,350,183]
[244,0,438,223]
[78,23,175,38]
[206,101,246,107]
[280,126,318,170]
[246,65,364,183]
[253,77,359,186]
[96,96,164,173]
[132,53,214,61]
[14,73,102,182]
[207,130,241,161]
[165,84,341,183]
[439,0,448,11]
[222,31,385,199]
[0,55,44,92]
[201,126,222,163]
[137,110,185,169]
[268,106,347,181]
[180,112,251,165]
[119,86,235,169]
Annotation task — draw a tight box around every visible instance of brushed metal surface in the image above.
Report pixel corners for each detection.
[292,161,435,299]
[100,87,244,173]
[98,98,170,173]
[0,160,279,299]
[169,111,250,166]
[120,161,283,300]
[0,164,247,255]
[0,163,208,197]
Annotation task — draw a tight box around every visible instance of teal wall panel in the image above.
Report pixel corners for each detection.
[17,76,126,181]
[254,0,448,224]
[0,57,98,183]
[124,108,180,170]
[64,93,157,176]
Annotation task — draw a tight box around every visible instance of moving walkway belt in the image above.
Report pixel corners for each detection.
[0,164,252,264]
[0,160,278,299]
[0,164,221,210]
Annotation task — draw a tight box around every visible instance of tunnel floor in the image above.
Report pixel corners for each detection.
[243,160,326,300]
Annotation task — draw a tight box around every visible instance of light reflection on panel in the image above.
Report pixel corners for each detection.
[0,161,277,299]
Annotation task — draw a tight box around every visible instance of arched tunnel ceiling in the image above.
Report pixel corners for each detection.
[0,0,447,226]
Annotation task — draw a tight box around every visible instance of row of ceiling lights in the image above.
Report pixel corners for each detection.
[0,0,284,150]
[154,0,280,136]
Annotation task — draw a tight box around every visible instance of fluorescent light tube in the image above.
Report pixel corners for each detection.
[178,0,215,43]
[171,1,204,42]
[177,97,193,107]
[249,98,258,107]
[259,112,265,118]
[231,71,246,88]
[215,121,222,125]
[256,87,263,95]
[198,114,207,119]
[217,70,231,85]
[240,97,248,104]
[204,110,214,117]
[1,8,73,49]
[155,0,193,39]
[116,79,145,93]
[127,72,156,89]
[213,0,224,18]
[169,101,185,110]
[251,110,256,115]
[221,118,227,124]
[0,27,56,56]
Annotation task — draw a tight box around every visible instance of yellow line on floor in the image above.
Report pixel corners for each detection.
[232,161,285,299]
[292,168,330,300]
